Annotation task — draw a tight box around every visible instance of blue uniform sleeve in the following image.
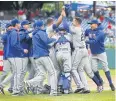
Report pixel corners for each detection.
[62,17,70,32]
[84,29,90,36]
[25,33,32,41]
[52,24,57,30]
[19,31,27,41]
[10,31,24,52]
[62,17,75,34]
[26,30,35,41]
[1,34,7,42]
[38,31,56,48]
[86,32,105,44]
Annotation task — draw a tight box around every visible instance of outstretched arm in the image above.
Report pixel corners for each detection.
[55,8,66,26]
[86,33,105,44]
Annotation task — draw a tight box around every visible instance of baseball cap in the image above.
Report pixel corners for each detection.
[88,20,101,25]
[59,26,66,31]
[11,18,20,26]
[5,23,12,28]
[36,20,44,27]
[21,20,31,26]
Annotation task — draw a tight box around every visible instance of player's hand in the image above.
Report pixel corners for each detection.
[28,33,32,38]
[24,49,28,54]
[61,7,66,17]
[52,34,59,40]
[48,33,54,38]
[62,6,65,10]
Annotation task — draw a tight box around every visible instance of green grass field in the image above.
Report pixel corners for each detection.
[0,70,115,101]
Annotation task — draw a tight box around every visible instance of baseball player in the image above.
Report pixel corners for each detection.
[63,14,103,93]
[54,25,72,94]
[18,20,32,93]
[0,23,14,94]
[0,23,12,83]
[22,22,37,81]
[6,18,28,96]
[85,19,115,91]
[24,22,38,94]
[46,9,66,87]
[25,20,60,96]
[28,23,38,79]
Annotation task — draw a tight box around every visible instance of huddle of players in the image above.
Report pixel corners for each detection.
[0,8,115,96]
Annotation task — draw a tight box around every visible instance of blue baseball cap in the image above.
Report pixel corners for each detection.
[88,20,101,25]
[58,22,69,32]
[11,18,20,26]
[5,23,12,28]
[36,20,44,27]
[59,25,66,31]
[21,20,31,26]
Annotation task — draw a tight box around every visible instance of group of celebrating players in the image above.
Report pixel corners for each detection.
[0,7,115,96]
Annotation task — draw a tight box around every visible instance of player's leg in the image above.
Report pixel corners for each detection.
[63,53,72,94]
[77,57,90,93]
[0,59,13,94]
[8,58,24,95]
[8,75,14,93]
[25,58,46,94]
[83,56,103,92]
[49,48,60,86]
[19,57,28,92]
[71,49,85,92]
[99,52,115,91]
[55,52,63,93]
[44,51,60,94]
[28,57,36,79]
[27,57,39,93]
[91,56,103,85]
[0,60,11,83]
[43,57,58,95]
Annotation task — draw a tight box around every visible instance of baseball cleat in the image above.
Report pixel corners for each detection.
[101,80,104,90]
[44,84,51,91]
[42,89,50,94]
[8,89,13,93]
[12,92,25,96]
[50,92,62,96]
[80,89,90,94]
[110,84,115,91]
[74,88,84,93]
[24,81,30,94]
[0,87,5,95]
[97,86,103,93]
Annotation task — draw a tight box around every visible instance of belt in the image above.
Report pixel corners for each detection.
[75,47,85,49]
[79,47,85,49]
[34,57,38,60]
[56,48,69,52]
[34,55,49,59]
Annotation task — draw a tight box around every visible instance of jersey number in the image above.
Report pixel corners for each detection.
[81,33,84,41]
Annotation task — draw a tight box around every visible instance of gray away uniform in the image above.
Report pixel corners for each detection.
[70,25,89,90]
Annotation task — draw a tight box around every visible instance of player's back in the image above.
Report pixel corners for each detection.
[55,34,72,52]
[71,26,86,48]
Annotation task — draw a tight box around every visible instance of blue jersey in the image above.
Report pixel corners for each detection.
[85,27,106,54]
[32,29,56,58]
[1,30,12,59]
[26,29,37,57]
[19,28,29,57]
[6,28,24,58]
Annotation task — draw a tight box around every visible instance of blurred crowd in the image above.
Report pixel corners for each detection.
[0,7,115,48]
